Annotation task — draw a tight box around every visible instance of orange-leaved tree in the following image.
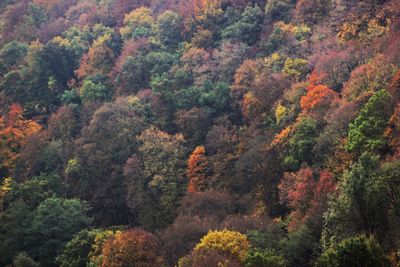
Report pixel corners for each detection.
[300,71,339,119]
[279,167,336,231]
[0,104,41,176]
[100,229,165,267]
[187,146,209,193]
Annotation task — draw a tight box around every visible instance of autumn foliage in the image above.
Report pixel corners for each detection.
[100,229,165,267]
[385,104,400,159]
[279,167,336,231]
[187,146,209,193]
[300,72,339,119]
[1,0,400,267]
[0,104,41,175]
[180,229,250,266]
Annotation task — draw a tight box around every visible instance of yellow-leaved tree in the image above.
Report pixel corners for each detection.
[179,229,250,266]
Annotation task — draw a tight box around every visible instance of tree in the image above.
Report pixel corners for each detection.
[0,199,34,266]
[0,177,12,210]
[199,82,231,114]
[32,0,76,17]
[114,50,150,95]
[179,0,223,39]
[306,170,336,230]
[231,57,290,126]
[30,197,92,266]
[47,105,79,166]
[179,249,242,267]
[100,229,164,267]
[180,229,250,266]
[191,27,214,48]
[76,34,116,79]
[279,225,318,267]
[160,190,238,265]
[279,168,336,232]
[119,7,154,40]
[80,78,111,102]
[70,99,146,225]
[295,0,330,24]
[8,40,80,115]
[153,10,183,50]
[0,174,85,266]
[187,146,210,192]
[12,252,39,267]
[145,50,176,77]
[212,42,248,84]
[125,126,187,229]
[174,107,211,146]
[222,4,264,45]
[346,89,392,155]
[323,153,389,245]
[315,235,390,267]
[56,229,101,267]
[0,41,28,75]
[342,55,395,102]
[284,117,318,170]
[138,126,187,218]
[385,105,400,159]
[379,160,400,217]
[88,229,116,266]
[310,48,354,91]
[389,70,400,103]
[160,215,212,266]
[195,229,250,262]
[300,84,339,120]
[265,0,294,22]
[283,58,309,81]
[244,249,286,267]
[180,46,212,86]
[262,21,311,56]
[0,103,41,177]
[279,167,315,230]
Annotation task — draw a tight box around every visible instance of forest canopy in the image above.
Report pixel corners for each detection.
[1,0,400,266]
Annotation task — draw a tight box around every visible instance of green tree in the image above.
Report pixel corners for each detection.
[56,229,101,267]
[30,197,92,266]
[13,252,39,267]
[0,41,28,75]
[284,117,318,170]
[0,200,33,266]
[125,127,187,229]
[115,52,150,94]
[346,89,392,155]
[153,11,183,50]
[0,177,12,210]
[245,249,286,267]
[119,7,154,40]
[146,51,177,76]
[222,4,264,45]
[283,58,309,81]
[323,153,389,246]
[1,40,79,116]
[0,173,64,265]
[379,160,400,217]
[6,173,63,207]
[265,0,294,22]
[279,226,318,267]
[315,235,390,267]
[80,79,111,102]
[70,99,146,225]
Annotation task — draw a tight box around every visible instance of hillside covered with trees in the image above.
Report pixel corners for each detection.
[1,0,400,266]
